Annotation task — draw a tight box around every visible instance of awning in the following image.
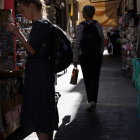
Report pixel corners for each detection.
[78,0,119,27]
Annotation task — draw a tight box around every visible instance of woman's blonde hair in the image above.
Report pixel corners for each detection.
[19,0,47,18]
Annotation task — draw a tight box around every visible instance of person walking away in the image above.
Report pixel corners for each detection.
[73,5,104,111]
[7,0,59,140]
[110,28,121,56]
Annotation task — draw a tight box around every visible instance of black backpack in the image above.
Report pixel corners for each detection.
[48,22,73,73]
[80,20,101,56]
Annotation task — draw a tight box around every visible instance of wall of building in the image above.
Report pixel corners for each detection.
[0,0,4,9]
[45,0,78,36]
[65,0,78,37]
[137,0,140,14]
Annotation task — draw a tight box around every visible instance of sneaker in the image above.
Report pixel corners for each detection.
[86,101,96,112]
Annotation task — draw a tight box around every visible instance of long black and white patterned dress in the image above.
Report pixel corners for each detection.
[20,20,59,133]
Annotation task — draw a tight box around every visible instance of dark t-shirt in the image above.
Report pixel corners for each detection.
[28,20,53,59]
[80,20,101,56]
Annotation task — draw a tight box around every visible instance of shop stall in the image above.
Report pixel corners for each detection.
[119,0,140,78]
[118,0,140,117]
[0,13,23,140]
[0,1,25,139]
[119,12,139,77]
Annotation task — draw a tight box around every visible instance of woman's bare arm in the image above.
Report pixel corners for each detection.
[7,23,36,55]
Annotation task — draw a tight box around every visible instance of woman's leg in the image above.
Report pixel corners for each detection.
[37,131,54,140]
[37,133,49,140]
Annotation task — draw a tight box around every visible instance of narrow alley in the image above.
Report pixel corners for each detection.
[24,52,140,140]
[1,0,140,140]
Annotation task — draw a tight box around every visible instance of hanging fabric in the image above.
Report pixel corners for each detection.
[78,0,119,27]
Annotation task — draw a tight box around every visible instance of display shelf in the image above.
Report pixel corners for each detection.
[119,14,139,78]
[0,75,23,140]
[0,9,15,72]
[0,70,23,80]
[15,15,32,70]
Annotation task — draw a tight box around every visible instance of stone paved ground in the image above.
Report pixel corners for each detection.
[53,54,140,140]
[6,52,140,140]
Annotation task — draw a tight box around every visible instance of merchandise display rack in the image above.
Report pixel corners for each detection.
[0,9,27,140]
[119,13,139,78]
[15,15,32,70]
[119,11,140,117]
